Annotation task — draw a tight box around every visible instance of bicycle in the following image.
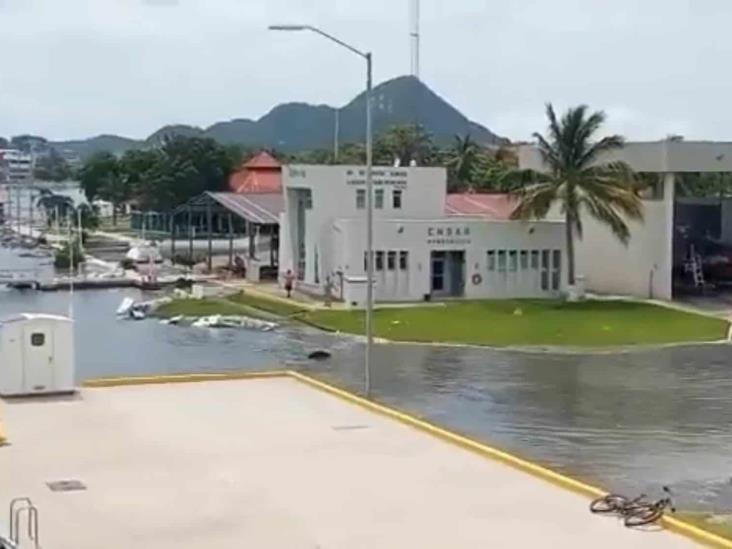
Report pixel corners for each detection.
[623,487,675,527]
[590,493,650,515]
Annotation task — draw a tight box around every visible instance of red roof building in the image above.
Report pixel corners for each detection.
[445,193,516,220]
[228,151,282,194]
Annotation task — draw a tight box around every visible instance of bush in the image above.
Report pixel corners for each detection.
[54,238,85,269]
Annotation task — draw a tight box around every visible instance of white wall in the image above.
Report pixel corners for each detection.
[546,174,675,299]
[282,164,447,289]
[333,217,566,301]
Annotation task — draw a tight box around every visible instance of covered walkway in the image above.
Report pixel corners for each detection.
[172,191,283,275]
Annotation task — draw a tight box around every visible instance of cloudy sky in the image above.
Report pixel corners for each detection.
[0,0,730,142]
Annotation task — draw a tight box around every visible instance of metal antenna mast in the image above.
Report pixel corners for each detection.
[410,0,421,79]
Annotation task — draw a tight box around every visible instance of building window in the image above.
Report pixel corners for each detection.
[552,250,561,290]
[497,250,507,272]
[375,188,384,209]
[30,333,45,347]
[399,251,409,270]
[356,189,366,209]
[520,250,529,270]
[364,251,368,272]
[531,250,539,270]
[303,189,313,209]
[487,251,496,271]
[393,189,403,209]
[541,250,550,290]
[387,250,396,270]
[375,251,384,271]
[508,250,518,272]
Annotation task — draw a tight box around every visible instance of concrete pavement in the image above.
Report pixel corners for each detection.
[0,378,699,548]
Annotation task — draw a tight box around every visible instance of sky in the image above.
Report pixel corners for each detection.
[1,0,731,142]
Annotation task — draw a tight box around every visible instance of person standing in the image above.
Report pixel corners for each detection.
[324,275,333,308]
[284,269,295,299]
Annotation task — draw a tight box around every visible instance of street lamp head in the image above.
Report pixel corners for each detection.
[268,24,309,31]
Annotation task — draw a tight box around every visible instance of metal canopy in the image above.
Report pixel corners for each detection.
[177,191,283,226]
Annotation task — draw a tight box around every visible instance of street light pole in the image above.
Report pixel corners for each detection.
[270,24,373,396]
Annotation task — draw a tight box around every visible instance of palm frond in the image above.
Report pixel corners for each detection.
[580,194,633,244]
[578,135,625,168]
[510,182,558,220]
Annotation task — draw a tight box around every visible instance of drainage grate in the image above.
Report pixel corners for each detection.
[46,480,87,492]
[332,424,370,431]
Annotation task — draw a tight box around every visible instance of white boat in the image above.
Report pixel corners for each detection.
[116,297,135,316]
[125,244,163,264]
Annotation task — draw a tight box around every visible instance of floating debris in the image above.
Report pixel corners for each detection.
[307,350,331,360]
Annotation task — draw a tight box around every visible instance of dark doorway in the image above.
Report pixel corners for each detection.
[430,250,465,297]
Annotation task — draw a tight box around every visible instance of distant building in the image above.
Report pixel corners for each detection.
[0,149,33,184]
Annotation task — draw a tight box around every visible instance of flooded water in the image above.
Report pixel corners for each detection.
[2,246,732,514]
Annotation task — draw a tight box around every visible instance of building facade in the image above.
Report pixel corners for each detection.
[0,149,33,184]
[518,139,732,300]
[279,165,566,306]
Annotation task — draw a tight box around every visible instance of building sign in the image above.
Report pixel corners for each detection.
[288,167,307,178]
[427,225,471,245]
[346,168,408,187]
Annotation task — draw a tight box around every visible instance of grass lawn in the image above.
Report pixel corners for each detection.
[228,291,306,317]
[155,292,306,320]
[155,298,254,318]
[303,300,729,347]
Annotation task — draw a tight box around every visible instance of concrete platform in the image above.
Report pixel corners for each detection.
[0,378,697,548]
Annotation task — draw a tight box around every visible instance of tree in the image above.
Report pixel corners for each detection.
[445,134,480,190]
[34,150,72,181]
[78,152,129,225]
[374,124,437,166]
[510,104,643,286]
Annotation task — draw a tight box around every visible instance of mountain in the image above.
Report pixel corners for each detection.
[51,76,506,159]
[53,134,141,159]
[146,124,204,146]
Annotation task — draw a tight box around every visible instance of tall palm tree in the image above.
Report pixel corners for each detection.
[510,104,643,286]
[446,134,479,190]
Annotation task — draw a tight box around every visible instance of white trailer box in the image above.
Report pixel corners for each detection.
[0,313,75,396]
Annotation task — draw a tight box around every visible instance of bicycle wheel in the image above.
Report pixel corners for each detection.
[624,507,664,527]
[590,494,628,514]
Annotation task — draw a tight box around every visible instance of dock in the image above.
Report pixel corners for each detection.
[0,375,699,548]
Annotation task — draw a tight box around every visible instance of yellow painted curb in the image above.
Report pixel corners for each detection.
[287,371,732,549]
[82,370,289,388]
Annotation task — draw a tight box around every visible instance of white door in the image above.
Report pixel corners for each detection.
[23,324,55,393]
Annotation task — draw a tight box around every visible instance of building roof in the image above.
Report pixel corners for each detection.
[207,192,283,225]
[244,151,281,170]
[229,151,282,194]
[445,193,516,220]
[1,313,72,324]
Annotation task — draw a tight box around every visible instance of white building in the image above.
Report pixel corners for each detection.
[279,165,566,306]
[518,139,732,300]
[0,148,33,184]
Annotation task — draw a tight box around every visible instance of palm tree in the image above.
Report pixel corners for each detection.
[446,134,479,190]
[375,124,435,166]
[510,104,643,286]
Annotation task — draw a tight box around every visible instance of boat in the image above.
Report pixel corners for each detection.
[116,297,135,316]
